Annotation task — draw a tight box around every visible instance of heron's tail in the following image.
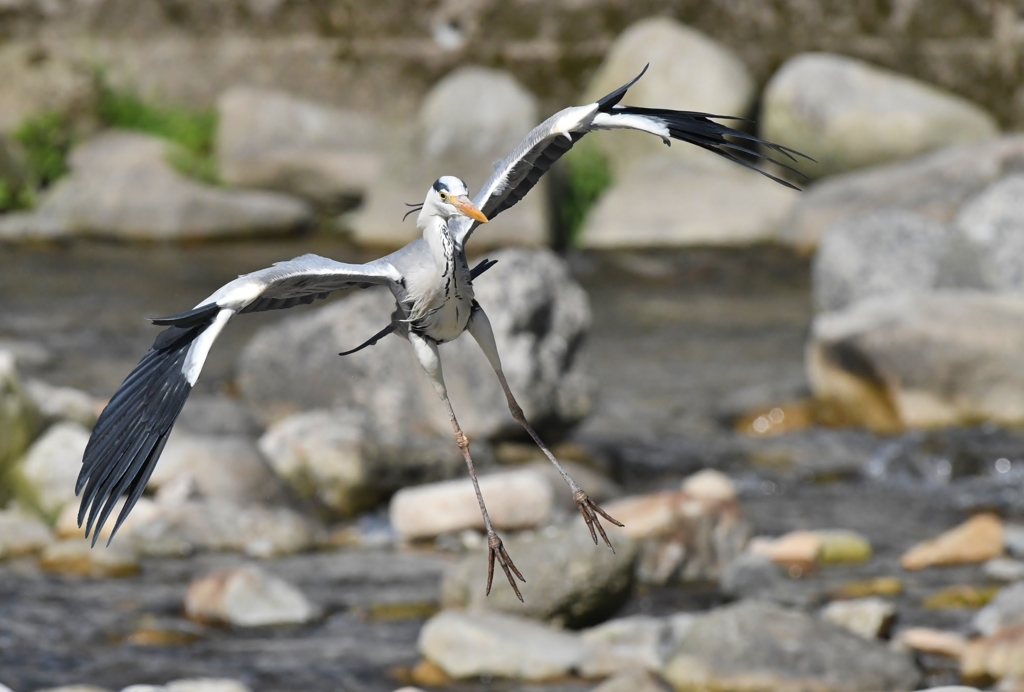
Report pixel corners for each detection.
[76,303,225,544]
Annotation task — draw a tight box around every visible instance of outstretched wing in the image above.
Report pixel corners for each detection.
[452,64,811,246]
[76,254,402,543]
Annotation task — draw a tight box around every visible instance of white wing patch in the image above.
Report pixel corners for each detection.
[182,309,234,386]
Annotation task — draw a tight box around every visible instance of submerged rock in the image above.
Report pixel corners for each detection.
[663,600,920,692]
[417,610,590,680]
[763,53,997,178]
[185,564,319,627]
[441,520,636,627]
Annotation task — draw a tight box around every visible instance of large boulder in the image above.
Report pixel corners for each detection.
[812,210,958,313]
[663,601,920,692]
[582,17,755,176]
[441,519,637,627]
[238,248,593,442]
[578,155,797,248]
[216,87,380,208]
[15,421,89,519]
[257,408,461,520]
[763,53,998,179]
[954,175,1024,292]
[782,135,1024,250]
[0,132,313,241]
[808,292,1024,431]
[353,66,546,248]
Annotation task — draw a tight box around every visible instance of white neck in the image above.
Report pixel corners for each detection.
[421,215,453,270]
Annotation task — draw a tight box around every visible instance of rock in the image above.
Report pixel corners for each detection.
[417,610,591,680]
[148,430,283,505]
[23,379,101,430]
[974,582,1024,636]
[0,132,312,241]
[591,669,672,692]
[259,408,460,519]
[830,577,904,601]
[817,530,873,565]
[961,626,1024,686]
[0,339,52,369]
[720,552,808,607]
[39,539,140,578]
[216,86,380,207]
[680,469,736,503]
[582,17,755,175]
[390,469,553,540]
[812,211,957,313]
[185,564,319,627]
[808,292,1024,430]
[954,175,1024,292]
[0,507,53,557]
[901,513,1003,571]
[923,585,998,610]
[1007,525,1024,560]
[762,53,997,179]
[35,686,113,692]
[238,247,593,441]
[820,598,895,640]
[353,67,546,248]
[0,350,41,483]
[441,520,637,627]
[578,615,668,677]
[894,627,967,658]
[603,489,749,584]
[0,42,93,135]
[578,155,797,248]
[782,135,1024,250]
[749,531,822,568]
[121,680,252,692]
[125,615,205,647]
[54,497,162,544]
[663,601,920,692]
[984,558,1024,583]
[16,421,90,518]
[175,394,260,437]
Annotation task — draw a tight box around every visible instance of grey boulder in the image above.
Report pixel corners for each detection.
[763,53,997,179]
[973,582,1024,636]
[216,87,380,208]
[955,174,1024,292]
[663,600,919,692]
[0,132,313,241]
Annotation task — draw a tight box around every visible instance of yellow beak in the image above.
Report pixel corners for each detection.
[453,195,488,223]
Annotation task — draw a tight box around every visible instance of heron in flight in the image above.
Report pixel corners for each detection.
[76,65,808,601]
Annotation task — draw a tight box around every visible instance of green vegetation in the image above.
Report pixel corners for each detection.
[96,81,219,184]
[560,140,612,246]
[0,79,220,212]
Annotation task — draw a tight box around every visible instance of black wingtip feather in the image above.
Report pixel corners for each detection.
[597,63,649,112]
[613,106,814,188]
[76,319,210,542]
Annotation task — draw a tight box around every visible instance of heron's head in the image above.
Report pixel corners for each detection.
[419,176,488,225]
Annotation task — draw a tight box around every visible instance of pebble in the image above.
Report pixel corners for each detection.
[121,680,252,692]
[389,469,554,540]
[185,565,319,627]
[0,507,53,557]
[894,627,967,658]
[901,513,1004,570]
[985,557,1024,582]
[441,519,636,627]
[961,626,1024,685]
[831,576,904,600]
[680,468,736,503]
[820,597,895,639]
[748,530,822,567]
[817,529,873,564]
[924,584,998,610]
[578,615,668,677]
[417,610,591,680]
[38,539,140,578]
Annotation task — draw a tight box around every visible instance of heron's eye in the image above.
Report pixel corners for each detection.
[439,191,448,202]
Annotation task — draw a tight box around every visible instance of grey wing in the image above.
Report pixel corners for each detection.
[452,64,812,246]
[75,252,402,544]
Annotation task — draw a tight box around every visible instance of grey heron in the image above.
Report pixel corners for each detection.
[75,65,808,601]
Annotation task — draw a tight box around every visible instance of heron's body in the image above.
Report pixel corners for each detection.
[75,66,810,600]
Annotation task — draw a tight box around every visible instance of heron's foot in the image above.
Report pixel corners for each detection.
[574,489,624,552]
[486,531,525,602]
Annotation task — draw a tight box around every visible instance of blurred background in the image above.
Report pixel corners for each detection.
[3,2,1024,692]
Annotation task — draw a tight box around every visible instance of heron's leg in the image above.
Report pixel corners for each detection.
[467,304,623,551]
[407,331,524,600]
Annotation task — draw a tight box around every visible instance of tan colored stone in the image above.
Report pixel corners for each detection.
[185,565,319,627]
[680,469,736,503]
[820,598,895,639]
[748,531,823,567]
[0,507,53,557]
[901,514,1003,570]
[39,538,140,578]
[54,497,161,543]
[962,626,1024,684]
[896,627,967,658]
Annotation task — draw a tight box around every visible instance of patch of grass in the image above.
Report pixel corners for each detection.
[0,111,73,211]
[560,140,613,246]
[96,82,219,184]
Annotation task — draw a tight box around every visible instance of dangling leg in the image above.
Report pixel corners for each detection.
[407,331,524,600]
[467,303,623,550]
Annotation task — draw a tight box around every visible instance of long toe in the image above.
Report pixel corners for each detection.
[486,531,525,602]
[574,490,623,553]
